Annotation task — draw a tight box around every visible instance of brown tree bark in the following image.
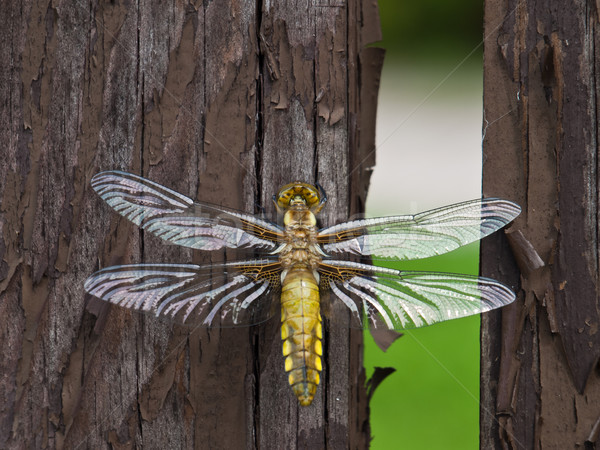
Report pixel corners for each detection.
[0,1,383,448]
[481,1,600,448]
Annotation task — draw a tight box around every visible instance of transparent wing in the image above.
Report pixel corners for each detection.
[319,260,515,330]
[91,171,284,251]
[317,198,520,260]
[84,260,281,326]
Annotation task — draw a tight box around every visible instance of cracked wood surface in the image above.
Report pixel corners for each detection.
[0,1,382,448]
[481,0,600,448]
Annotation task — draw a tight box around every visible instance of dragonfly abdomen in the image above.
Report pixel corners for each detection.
[280,267,323,406]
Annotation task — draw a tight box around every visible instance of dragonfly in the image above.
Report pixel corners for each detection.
[84,171,520,406]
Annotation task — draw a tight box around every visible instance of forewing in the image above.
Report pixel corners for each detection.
[91,171,284,251]
[320,260,515,330]
[318,198,520,260]
[84,260,281,326]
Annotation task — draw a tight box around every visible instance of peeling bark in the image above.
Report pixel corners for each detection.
[0,1,382,448]
[481,1,600,448]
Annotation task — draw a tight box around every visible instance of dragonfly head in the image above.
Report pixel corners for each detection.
[273,182,328,214]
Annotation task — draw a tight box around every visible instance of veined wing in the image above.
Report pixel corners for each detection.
[317,198,520,260]
[91,171,284,251]
[319,260,515,330]
[84,260,281,326]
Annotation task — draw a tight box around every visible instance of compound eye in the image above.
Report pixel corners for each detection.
[277,191,293,207]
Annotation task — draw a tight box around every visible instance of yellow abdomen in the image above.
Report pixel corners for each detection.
[280,268,323,406]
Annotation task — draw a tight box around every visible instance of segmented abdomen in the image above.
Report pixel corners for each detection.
[280,268,323,406]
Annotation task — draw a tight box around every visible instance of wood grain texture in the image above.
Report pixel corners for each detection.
[0,0,381,448]
[481,0,600,447]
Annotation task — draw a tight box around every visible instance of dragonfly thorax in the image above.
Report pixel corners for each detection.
[279,226,321,267]
[283,207,317,228]
[279,205,322,276]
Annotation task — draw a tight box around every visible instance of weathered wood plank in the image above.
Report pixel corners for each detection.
[1,0,380,447]
[482,0,600,447]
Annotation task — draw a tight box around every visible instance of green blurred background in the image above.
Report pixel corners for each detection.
[365,1,484,449]
[376,0,483,63]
